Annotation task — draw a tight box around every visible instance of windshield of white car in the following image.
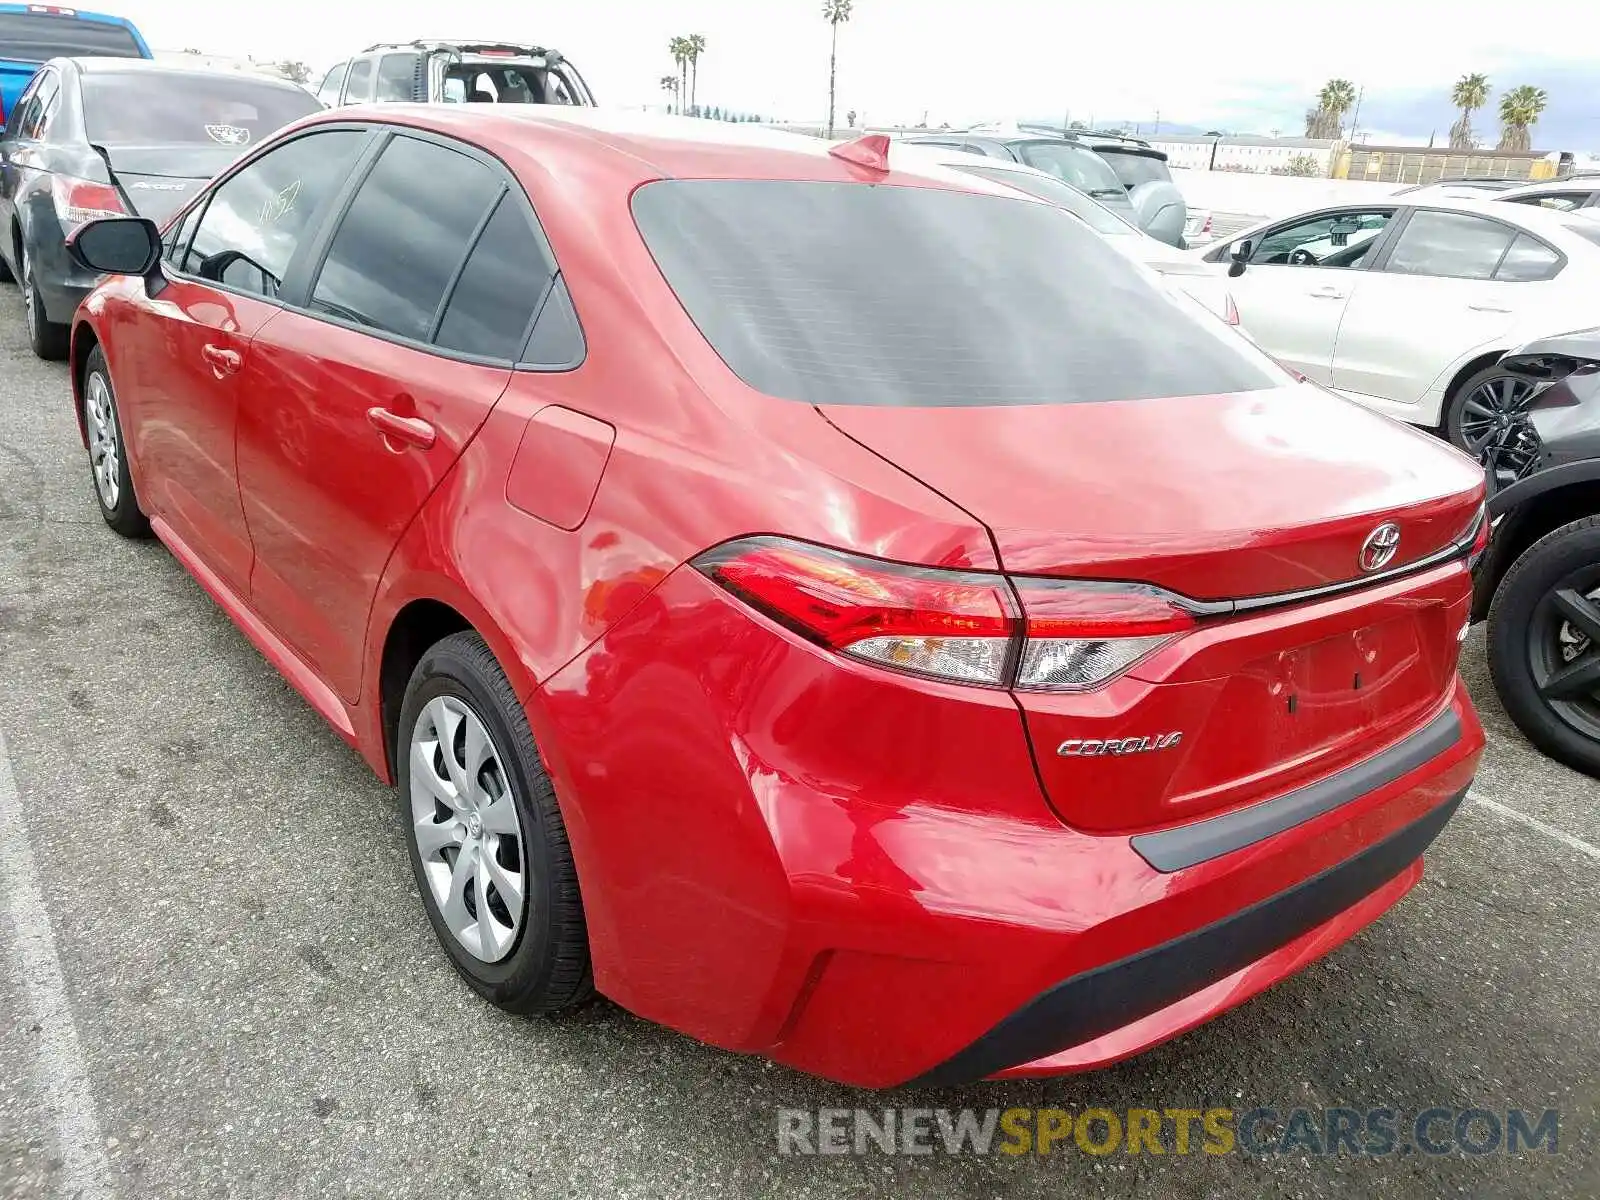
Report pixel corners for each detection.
[631,180,1285,408]
[948,163,1139,235]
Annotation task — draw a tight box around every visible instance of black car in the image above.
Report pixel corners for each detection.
[0,57,320,358]
[1471,327,1600,777]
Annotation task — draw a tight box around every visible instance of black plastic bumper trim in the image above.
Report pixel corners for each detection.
[906,788,1465,1088]
[1131,708,1462,873]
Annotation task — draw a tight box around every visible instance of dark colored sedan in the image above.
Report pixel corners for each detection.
[0,56,320,358]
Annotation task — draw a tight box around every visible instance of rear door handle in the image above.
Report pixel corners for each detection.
[1467,304,1511,313]
[1309,287,1348,300]
[201,343,241,376]
[367,407,437,450]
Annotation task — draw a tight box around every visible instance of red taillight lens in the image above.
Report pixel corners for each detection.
[1464,501,1490,569]
[695,538,1017,685]
[51,175,126,233]
[1223,293,1241,326]
[694,537,1198,690]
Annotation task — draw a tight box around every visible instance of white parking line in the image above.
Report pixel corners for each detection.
[1468,787,1600,864]
[0,728,114,1200]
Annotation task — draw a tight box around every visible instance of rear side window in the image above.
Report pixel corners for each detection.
[181,129,366,296]
[0,12,141,60]
[82,73,321,146]
[1384,210,1516,280]
[1014,142,1126,198]
[631,180,1283,408]
[374,53,416,103]
[1494,234,1562,281]
[310,135,501,341]
[434,195,555,359]
[344,59,374,103]
[1508,192,1588,212]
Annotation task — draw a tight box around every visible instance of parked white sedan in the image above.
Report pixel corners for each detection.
[1194,197,1600,448]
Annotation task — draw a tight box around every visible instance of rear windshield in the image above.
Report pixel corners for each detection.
[0,12,141,61]
[82,73,321,146]
[631,180,1282,408]
[443,61,587,105]
[949,162,1139,236]
[1096,150,1171,188]
[1012,142,1126,200]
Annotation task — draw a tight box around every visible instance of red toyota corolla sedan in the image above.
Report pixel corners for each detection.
[63,107,1486,1088]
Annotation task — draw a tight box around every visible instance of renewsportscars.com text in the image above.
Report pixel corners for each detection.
[777,1106,1560,1157]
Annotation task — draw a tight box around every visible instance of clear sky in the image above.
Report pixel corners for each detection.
[115,0,1600,139]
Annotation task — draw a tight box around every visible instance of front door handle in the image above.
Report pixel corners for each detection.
[201,343,241,376]
[1467,304,1511,313]
[1308,287,1347,300]
[367,407,437,451]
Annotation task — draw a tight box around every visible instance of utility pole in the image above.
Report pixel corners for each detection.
[1349,83,1364,143]
[1153,109,1160,136]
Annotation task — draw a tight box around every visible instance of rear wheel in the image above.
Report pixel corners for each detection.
[1487,515,1600,779]
[20,241,69,361]
[397,631,594,1012]
[82,347,150,538]
[1442,365,1539,480]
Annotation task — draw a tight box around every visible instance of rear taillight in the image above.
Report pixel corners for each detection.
[51,175,125,232]
[1464,501,1490,569]
[694,537,1195,691]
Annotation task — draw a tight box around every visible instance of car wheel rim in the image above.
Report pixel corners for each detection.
[20,252,35,340]
[1458,375,1540,485]
[1526,572,1600,743]
[409,695,527,964]
[85,371,121,510]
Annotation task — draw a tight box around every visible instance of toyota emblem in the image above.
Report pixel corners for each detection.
[1359,523,1401,573]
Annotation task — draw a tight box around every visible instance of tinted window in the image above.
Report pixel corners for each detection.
[310,136,501,341]
[523,277,584,366]
[374,54,416,103]
[1385,210,1516,279]
[442,61,589,105]
[182,129,365,297]
[1096,151,1170,188]
[0,13,141,60]
[435,196,555,359]
[317,63,347,106]
[950,163,1137,236]
[631,180,1283,408]
[344,59,374,103]
[82,73,320,146]
[1494,234,1562,281]
[18,73,58,139]
[1014,142,1126,199]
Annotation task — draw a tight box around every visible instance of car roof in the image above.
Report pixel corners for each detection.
[305,106,1027,197]
[1496,178,1600,197]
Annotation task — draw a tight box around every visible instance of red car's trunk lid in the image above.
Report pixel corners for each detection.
[821,385,1485,835]
[819,385,1485,600]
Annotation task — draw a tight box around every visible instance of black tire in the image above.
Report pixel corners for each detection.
[0,246,13,285]
[20,242,69,361]
[1441,364,1534,456]
[81,347,151,538]
[1487,515,1600,779]
[397,631,594,1012]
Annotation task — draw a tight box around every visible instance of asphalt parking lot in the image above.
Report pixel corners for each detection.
[0,295,1596,1200]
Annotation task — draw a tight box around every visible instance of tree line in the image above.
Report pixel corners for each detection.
[1306,76,1549,151]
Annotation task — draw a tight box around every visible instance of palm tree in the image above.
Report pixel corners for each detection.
[1498,84,1548,152]
[1308,78,1357,139]
[660,74,679,114]
[669,37,691,116]
[1449,73,1490,149]
[686,34,707,116]
[822,0,853,138]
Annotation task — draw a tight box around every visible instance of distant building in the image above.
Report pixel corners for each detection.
[1147,134,1339,174]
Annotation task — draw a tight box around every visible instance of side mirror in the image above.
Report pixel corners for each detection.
[66,217,161,277]
[1227,238,1253,278]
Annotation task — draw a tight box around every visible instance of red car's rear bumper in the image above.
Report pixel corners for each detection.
[534,568,1483,1089]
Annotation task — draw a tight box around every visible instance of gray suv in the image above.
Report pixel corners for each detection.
[317,41,595,109]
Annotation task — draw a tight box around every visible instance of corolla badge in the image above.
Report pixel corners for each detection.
[205,123,251,146]
[1058,732,1184,757]
[1359,522,1401,573]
